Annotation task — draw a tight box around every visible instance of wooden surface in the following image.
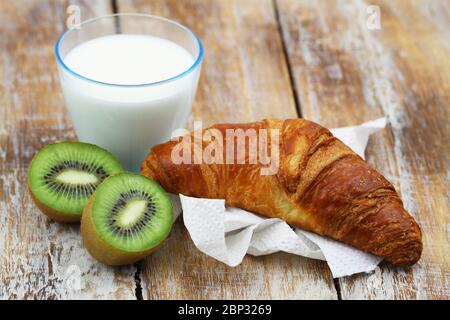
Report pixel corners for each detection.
[0,0,448,299]
[0,0,138,299]
[276,0,450,299]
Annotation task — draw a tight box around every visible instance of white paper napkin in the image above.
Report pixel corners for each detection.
[171,118,386,278]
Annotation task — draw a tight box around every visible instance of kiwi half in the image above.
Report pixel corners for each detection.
[81,173,173,265]
[28,141,124,222]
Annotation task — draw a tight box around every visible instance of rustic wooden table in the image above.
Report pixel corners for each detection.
[1,0,449,300]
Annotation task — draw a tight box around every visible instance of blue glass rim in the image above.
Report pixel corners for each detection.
[55,13,204,87]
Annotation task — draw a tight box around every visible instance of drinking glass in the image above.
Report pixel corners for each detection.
[55,14,203,172]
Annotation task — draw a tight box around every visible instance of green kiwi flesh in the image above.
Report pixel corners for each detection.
[28,141,124,220]
[89,173,173,253]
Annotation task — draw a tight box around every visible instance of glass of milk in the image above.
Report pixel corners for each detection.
[55,14,203,172]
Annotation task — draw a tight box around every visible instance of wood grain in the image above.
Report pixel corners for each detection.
[118,0,338,299]
[276,0,450,299]
[0,0,138,299]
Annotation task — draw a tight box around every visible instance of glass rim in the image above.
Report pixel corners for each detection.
[55,13,204,87]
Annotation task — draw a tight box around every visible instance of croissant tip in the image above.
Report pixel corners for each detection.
[385,232,423,266]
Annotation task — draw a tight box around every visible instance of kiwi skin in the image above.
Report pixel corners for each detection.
[81,194,165,266]
[29,187,81,223]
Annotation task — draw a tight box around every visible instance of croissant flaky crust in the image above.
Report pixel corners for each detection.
[142,119,422,266]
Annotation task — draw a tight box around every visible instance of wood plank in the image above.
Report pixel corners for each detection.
[276,0,450,299]
[0,0,138,299]
[118,0,337,299]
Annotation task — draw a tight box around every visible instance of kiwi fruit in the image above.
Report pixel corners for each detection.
[28,141,124,222]
[81,173,173,265]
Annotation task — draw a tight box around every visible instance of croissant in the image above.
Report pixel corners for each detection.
[141,119,422,266]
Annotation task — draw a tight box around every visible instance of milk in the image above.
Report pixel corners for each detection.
[58,34,200,172]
